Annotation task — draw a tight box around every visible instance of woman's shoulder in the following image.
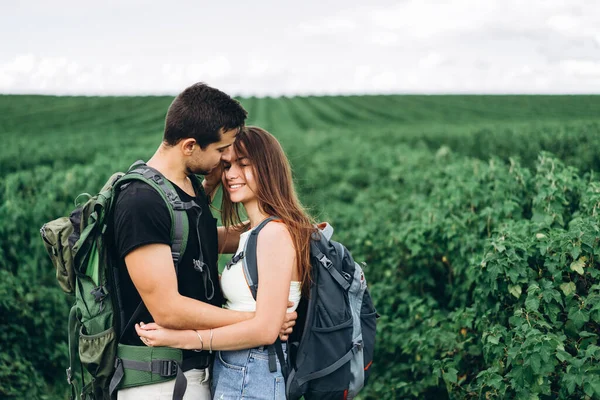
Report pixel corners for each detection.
[258,220,293,247]
[262,219,290,235]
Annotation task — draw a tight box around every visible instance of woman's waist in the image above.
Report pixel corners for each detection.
[223,298,300,312]
[219,342,287,362]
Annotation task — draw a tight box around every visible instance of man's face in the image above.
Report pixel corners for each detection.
[188,128,238,175]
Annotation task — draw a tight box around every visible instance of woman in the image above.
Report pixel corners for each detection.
[136,126,316,399]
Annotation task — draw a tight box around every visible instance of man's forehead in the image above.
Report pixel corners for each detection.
[221,126,242,137]
[221,148,234,161]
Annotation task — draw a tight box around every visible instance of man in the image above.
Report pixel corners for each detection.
[112,82,294,399]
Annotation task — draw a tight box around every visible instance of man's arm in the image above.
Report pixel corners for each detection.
[136,223,297,350]
[125,243,252,330]
[217,224,248,254]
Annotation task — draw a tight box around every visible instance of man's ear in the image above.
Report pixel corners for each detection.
[181,138,196,155]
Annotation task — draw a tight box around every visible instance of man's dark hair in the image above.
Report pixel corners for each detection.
[164,82,248,149]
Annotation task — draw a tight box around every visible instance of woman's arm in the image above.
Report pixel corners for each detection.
[137,222,296,350]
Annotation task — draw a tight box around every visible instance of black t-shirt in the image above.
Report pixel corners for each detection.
[112,178,223,360]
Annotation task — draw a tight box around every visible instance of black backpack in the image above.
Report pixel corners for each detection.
[234,216,378,400]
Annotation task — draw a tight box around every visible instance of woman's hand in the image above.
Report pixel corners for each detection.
[135,322,198,350]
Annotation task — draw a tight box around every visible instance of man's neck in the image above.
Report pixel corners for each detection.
[146,145,191,193]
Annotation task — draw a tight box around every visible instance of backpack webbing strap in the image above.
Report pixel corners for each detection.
[296,340,362,386]
[312,247,351,291]
[242,216,279,299]
[269,338,288,378]
[110,358,187,400]
[66,307,79,400]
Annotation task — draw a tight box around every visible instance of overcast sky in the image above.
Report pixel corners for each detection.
[1,0,599,96]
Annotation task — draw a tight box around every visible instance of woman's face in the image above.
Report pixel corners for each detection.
[221,146,258,204]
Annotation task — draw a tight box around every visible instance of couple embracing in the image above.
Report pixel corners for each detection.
[113,82,315,399]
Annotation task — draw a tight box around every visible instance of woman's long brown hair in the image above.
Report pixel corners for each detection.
[221,126,316,296]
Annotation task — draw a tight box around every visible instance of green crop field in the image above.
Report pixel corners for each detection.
[1,94,600,399]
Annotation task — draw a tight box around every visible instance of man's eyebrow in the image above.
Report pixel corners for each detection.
[217,143,233,150]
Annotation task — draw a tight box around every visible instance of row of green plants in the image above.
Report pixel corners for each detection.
[298,134,600,398]
[3,95,600,175]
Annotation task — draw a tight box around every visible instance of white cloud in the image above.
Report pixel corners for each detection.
[4,54,37,74]
[0,70,16,88]
[370,31,399,47]
[297,16,357,36]
[560,60,600,77]
[419,52,445,69]
[1,1,599,95]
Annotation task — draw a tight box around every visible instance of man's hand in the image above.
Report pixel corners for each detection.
[280,301,297,341]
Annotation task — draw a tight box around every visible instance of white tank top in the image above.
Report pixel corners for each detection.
[221,229,302,312]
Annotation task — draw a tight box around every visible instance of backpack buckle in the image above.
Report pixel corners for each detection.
[319,255,333,269]
[150,175,164,185]
[171,200,185,210]
[160,360,178,377]
[226,251,244,269]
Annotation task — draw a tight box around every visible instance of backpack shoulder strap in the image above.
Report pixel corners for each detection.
[119,160,200,267]
[241,216,280,300]
[310,232,351,291]
[240,215,288,377]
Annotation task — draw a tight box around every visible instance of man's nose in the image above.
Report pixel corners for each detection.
[221,147,232,160]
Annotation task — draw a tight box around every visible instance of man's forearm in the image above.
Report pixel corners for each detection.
[153,295,252,330]
[217,225,247,254]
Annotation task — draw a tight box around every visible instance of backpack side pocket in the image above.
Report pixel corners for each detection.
[41,217,75,294]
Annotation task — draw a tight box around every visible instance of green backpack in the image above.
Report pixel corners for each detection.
[40,161,203,400]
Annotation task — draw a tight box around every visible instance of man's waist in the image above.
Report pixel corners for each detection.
[119,340,213,370]
[182,351,213,370]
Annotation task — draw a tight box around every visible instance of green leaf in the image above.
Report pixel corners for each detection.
[588,378,600,396]
[488,335,500,345]
[568,307,590,329]
[529,353,542,374]
[560,282,576,296]
[444,368,458,385]
[509,284,522,299]
[570,257,586,275]
[556,349,571,363]
[525,295,540,311]
[563,373,578,395]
